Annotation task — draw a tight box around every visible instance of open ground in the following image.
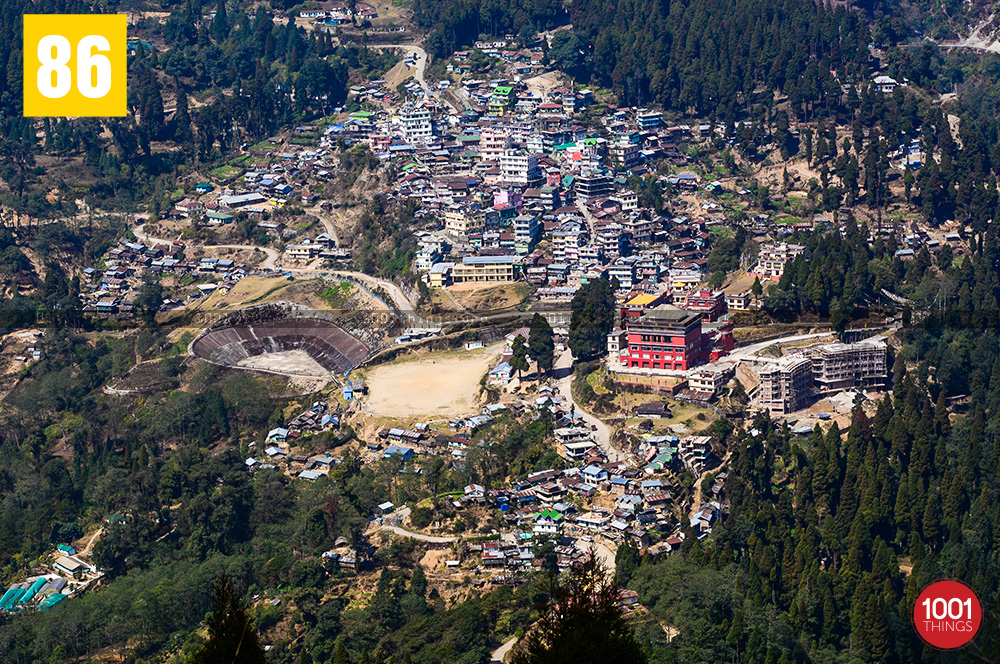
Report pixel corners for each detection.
[362,343,504,417]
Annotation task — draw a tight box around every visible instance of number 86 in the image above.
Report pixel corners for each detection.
[37,34,112,99]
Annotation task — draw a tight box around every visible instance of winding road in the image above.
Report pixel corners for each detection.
[131,223,430,318]
[553,349,624,463]
[133,224,282,269]
[369,44,459,112]
[490,637,518,664]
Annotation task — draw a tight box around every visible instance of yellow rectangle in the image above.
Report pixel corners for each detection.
[23,14,127,117]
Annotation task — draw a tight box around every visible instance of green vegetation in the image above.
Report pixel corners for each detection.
[513,557,646,664]
[528,313,555,377]
[321,281,356,308]
[568,277,616,360]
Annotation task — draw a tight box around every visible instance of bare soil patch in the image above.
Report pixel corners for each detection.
[363,344,502,417]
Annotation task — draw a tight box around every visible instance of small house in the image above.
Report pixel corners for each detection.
[384,445,415,461]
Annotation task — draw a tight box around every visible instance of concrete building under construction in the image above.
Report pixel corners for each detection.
[811,337,888,394]
[757,337,889,414]
[758,357,814,414]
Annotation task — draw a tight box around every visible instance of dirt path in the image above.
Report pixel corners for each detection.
[689,452,730,519]
[78,527,104,557]
[307,205,342,246]
[376,507,458,543]
[133,224,281,269]
[368,44,458,111]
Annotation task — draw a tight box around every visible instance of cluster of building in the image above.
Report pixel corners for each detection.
[297,3,378,26]
[323,78,744,296]
[0,544,98,615]
[754,337,889,414]
[170,147,337,223]
[599,288,737,396]
[78,238,255,314]
[245,402,349,479]
[464,445,725,572]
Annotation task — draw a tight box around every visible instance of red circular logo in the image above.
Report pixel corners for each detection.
[913,580,983,650]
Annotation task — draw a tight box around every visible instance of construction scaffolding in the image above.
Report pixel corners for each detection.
[758,357,814,414]
[756,338,889,414]
[811,337,888,393]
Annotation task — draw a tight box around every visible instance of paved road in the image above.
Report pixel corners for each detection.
[726,332,834,364]
[553,350,625,463]
[490,637,518,664]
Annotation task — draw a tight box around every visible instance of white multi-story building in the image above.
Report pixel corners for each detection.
[513,213,541,253]
[499,150,541,186]
[752,243,805,281]
[397,103,433,144]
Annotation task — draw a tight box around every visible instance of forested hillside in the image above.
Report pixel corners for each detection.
[0,0,385,217]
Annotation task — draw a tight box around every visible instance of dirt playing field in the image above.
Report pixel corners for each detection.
[363,343,503,417]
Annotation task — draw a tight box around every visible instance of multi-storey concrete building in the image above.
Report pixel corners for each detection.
[758,357,814,414]
[751,242,805,281]
[618,306,709,372]
[480,127,513,161]
[636,109,663,131]
[500,150,542,186]
[443,206,496,236]
[513,213,541,253]
[682,289,727,321]
[397,103,433,144]
[811,337,887,394]
[575,172,614,199]
[609,139,641,171]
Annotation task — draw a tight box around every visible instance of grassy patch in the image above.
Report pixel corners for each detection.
[250,141,279,153]
[320,281,355,307]
[209,165,243,180]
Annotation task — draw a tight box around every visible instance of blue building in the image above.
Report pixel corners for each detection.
[384,445,415,462]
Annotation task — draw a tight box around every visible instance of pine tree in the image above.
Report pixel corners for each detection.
[512,557,646,664]
[212,0,230,42]
[528,314,555,377]
[190,574,268,664]
[510,335,530,380]
[568,277,616,360]
[333,639,352,664]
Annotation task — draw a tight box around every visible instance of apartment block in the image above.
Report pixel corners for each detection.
[398,103,433,144]
[751,243,805,281]
[500,150,542,187]
[758,357,814,414]
[811,337,888,394]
